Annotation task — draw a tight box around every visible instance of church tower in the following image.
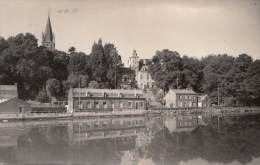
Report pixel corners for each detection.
[42,14,55,51]
[129,49,140,72]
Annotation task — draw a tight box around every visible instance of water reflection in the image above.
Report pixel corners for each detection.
[0,114,260,165]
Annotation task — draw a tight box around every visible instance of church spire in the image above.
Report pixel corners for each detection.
[42,13,55,51]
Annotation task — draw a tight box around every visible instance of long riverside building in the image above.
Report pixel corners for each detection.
[68,88,146,113]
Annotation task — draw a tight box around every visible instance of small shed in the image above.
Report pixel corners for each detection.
[0,98,31,114]
[0,84,18,103]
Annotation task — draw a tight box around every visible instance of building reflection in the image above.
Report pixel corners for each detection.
[1,114,259,165]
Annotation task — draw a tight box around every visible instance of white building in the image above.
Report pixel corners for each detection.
[128,50,155,90]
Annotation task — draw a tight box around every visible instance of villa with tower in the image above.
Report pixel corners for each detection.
[128,50,155,90]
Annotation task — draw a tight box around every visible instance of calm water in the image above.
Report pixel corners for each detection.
[0,113,260,165]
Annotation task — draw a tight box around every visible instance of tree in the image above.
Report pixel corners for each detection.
[149,49,182,91]
[36,88,50,103]
[88,80,100,89]
[63,74,89,89]
[46,78,61,97]
[68,46,76,53]
[67,52,87,75]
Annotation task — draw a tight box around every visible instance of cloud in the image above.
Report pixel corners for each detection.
[52,8,79,14]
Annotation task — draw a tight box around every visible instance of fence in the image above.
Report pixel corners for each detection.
[31,107,67,113]
[74,108,113,113]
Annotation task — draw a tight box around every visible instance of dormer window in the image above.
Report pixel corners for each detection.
[119,93,123,97]
[103,92,107,97]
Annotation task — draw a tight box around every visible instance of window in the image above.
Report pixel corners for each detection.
[129,102,133,108]
[184,122,187,126]
[189,95,191,99]
[87,102,91,109]
[185,95,188,99]
[140,102,144,108]
[180,122,183,126]
[103,102,107,109]
[111,102,115,109]
[94,102,99,109]
[19,107,24,113]
[119,101,123,108]
[53,102,58,106]
[79,101,83,109]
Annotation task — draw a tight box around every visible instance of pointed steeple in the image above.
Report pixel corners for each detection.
[44,14,53,42]
[42,13,55,51]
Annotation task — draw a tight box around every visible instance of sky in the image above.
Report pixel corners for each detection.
[0,0,260,64]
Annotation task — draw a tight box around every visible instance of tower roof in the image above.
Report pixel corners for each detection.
[44,14,54,42]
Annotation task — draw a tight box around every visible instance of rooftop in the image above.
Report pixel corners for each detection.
[72,88,145,98]
[170,89,196,94]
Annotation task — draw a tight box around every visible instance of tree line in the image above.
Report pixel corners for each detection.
[149,49,260,106]
[0,33,128,102]
[0,33,259,106]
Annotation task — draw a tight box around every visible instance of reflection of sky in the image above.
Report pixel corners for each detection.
[1,115,260,165]
[180,157,260,165]
[164,116,177,133]
[120,151,156,165]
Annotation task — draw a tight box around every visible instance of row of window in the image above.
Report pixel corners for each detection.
[140,74,150,80]
[77,101,145,109]
[177,101,197,107]
[140,82,155,89]
[178,95,196,100]
[80,119,144,128]
[178,116,193,120]
[179,121,193,127]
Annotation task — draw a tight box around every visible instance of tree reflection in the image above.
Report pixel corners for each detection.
[147,114,260,165]
[16,126,69,164]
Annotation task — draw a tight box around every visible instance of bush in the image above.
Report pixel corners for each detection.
[31,107,67,113]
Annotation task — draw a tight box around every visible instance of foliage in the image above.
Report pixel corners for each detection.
[36,88,49,103]
[88,80,100,89]
[148,114,260,165]
[0,33,259,106]
[149,50,260,106]
[46,78,61,97]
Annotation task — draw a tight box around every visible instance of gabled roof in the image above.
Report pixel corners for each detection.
[72,88,145,98]
[0,85,18,98]
[170,89,196,94]
[0,98,30,106]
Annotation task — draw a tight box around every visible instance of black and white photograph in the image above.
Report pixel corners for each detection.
[0,0,260,164]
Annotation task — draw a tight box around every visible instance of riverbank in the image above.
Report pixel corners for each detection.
[0,110,149,121]
[1,107,260,122]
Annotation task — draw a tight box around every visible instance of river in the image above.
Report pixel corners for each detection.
[0,113,259,165]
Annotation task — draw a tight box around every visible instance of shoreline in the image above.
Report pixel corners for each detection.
[1,107,260,122]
